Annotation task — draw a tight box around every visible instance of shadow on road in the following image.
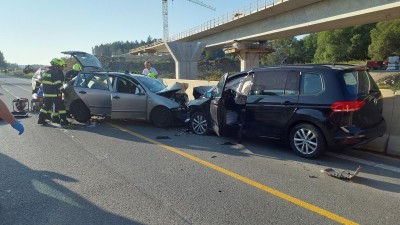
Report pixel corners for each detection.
[351,176,400,193]
[0,153,142,225]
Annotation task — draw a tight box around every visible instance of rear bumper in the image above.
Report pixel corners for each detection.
[331,118,387,146]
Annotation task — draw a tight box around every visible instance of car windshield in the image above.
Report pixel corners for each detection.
[136,76,166,92]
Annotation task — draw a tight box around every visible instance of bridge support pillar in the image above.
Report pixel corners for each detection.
[165,41,206,79]
[225,41,274,71]
[238,52,260,71]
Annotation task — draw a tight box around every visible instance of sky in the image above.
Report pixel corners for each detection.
[0,0,258,65]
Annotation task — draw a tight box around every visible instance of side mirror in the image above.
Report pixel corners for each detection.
[204,91,212,98]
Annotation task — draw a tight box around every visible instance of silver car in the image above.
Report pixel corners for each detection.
[62,51,187,127]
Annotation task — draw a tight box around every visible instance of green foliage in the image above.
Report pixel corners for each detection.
[369,19,400,60]
[92,36,160,57]
[203,49,225,60]
[198,58,239,80]
[261,37,304,65]
[0,51,7,69]
[314,24,375,63]
[23,65,34,74]
[303,33,318,63]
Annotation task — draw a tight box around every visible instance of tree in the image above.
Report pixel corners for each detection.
[0,51,7,69]
[369,19,400,60]
[348,24,375,60]
[303,33,318,63]
[314,24,374,63]
[314,29,351,63]
[261,37,302,65]
[204,49,224,60]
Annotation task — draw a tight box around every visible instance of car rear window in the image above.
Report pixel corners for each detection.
[341,70,372,96]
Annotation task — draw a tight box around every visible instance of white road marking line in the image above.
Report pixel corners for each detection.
[326,152,400,173]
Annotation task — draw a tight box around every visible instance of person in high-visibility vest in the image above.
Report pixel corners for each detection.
[142,61,158,79]
[37,58,69,126]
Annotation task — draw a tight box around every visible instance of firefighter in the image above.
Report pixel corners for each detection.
[37,58,69,126]
[64,63,81,82]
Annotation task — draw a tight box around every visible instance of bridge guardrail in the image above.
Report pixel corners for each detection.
[169,0,285,41]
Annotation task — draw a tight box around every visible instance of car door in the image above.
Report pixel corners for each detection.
[74,73,111,115]
[210,73,229,136]
[245,70,300,138]
[111,76,147,120]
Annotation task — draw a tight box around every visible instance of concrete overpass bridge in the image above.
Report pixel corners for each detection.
[129,0,400,79]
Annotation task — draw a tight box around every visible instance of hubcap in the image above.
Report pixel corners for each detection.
[192,114,207,135]
[293,128,317,155]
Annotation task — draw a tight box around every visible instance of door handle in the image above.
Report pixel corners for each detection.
[79,90,87,94]
[113,96,120,99]
[282,101,291,105]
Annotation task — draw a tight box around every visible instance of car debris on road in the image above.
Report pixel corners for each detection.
[321,165,362,180]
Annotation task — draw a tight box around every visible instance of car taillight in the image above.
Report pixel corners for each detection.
[331,101,365,112]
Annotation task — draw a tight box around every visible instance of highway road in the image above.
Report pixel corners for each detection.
[1,74,400,225]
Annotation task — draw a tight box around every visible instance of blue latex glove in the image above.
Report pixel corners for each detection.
[12,120,24,135]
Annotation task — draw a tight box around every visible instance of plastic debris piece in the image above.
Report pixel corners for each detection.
[321,165,362,180]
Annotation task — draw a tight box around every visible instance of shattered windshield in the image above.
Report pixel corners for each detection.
[136,76,166,93]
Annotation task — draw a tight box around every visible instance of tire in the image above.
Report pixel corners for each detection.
[71,101,91,123]
[190,111,209,135]
[151,106,173,128]
[289,123,325,159]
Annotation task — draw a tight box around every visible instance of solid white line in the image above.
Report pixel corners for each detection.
[326,152,400,173]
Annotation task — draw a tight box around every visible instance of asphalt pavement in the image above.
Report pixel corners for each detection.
[1,74,400,225]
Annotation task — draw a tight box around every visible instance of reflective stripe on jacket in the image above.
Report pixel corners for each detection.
[41,66,64,95]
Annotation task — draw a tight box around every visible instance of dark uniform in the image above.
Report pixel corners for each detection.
[38,63,68,126]
[64,69,79,82]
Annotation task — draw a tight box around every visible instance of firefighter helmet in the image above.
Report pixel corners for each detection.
[50,58,66,67]
[72,63,82,71]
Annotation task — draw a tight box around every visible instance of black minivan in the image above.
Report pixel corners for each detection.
[187,65,386,158]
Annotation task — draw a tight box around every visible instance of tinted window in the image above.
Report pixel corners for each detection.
[250,71,299,96]
[251,71,286,95]
[301,72,322,94]
[284,72,300,95]
[341,70,371,96]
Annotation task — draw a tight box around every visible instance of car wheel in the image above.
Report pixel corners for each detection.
[289,123,325,159]
[151,106,172,128]
[190,111,209,135]
[71,101,91,123]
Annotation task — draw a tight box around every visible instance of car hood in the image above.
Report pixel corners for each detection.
[156,86,181,98]
[188,97,210,107]
[156,82,187,98]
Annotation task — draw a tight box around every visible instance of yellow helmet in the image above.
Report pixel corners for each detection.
[50,58,66,67]
[73,63,82,71]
